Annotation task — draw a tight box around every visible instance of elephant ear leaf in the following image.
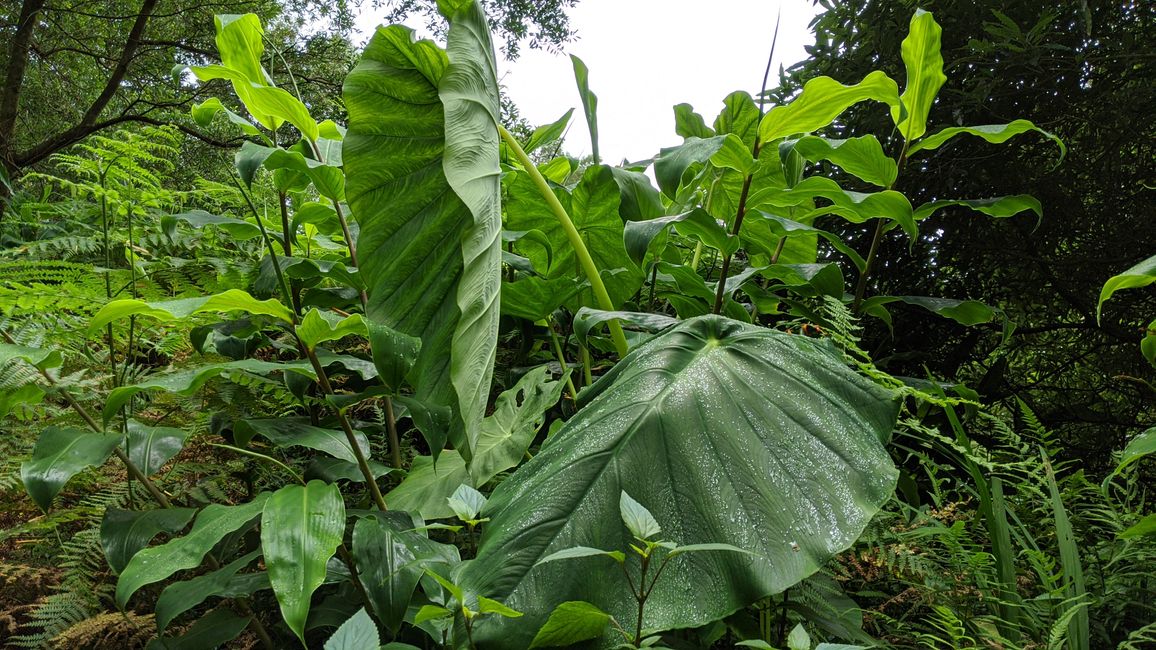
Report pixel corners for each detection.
[343,0,501,461]
[462,315,900,648]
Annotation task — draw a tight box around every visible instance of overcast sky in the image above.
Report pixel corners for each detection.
[355,1,821,163]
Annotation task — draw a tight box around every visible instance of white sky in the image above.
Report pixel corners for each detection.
[355,1,821,163]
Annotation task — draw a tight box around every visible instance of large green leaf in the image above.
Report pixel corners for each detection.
[439,0,504,459]
[892,10,946,142]
[147,607,251,650]
[154,549,262,630]
[101,507,198,574]
[161,209,261,240]
[1098,254,1156,321]
[236,418,371,464]
[0,343,62,370]
[750,176,916,239]
[352,517,421,632]
[907,119,1066,160]
[386,366,564,519]
[781,136,897,188]
[21,427,123,512]
[758,71,900,143]
[461,316,899,647]
[103,359,318,423]
[506,164,643,309]
[262,481,346,644]
[117,494,270,608]
[913,195,1042,222]
[344,3,501,460]
[191,65,319,142]
[570,55,599,162]
[125,420,189,476]
[89,290,293,334]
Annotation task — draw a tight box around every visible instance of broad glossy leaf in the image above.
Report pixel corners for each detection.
[213,14,267,86]
[653,136,727,198]
[103,359,318,423]
[861,295,997,327]
[1108,427,1156,480]
[759,71,900,143]
[913,196,1042,222]
[236,418,371,464]
[609,167,665,220]
[125,419,189,476]
[750,176,916,239]
[369,323,422,394]
[506,164,643,309]
[501,275,586,322]
[352,517,421,632]
[262,481,346,643]
[1098,254,1156,321]
[146,607,251,650]
[1120,514,1156,539]
[713,91,760,149]
[101,508,197,574]
[462,316,899,647]
[571,55,599,162]
[624,209,736,267]
[573,308,679,349]
[439,0,504,459]
[89,290,293,334]
[190,98,265,139]
[191,65,318,141]
[0,343,62,370]
[892,10,946,142]
[781,136,897,188]
[673,104,714,140]
[1143,320,1156,368]
[530,601,612,649]
[447,484,487,521]
[298,310,368,350]
[116,493,270,608]
[536,546,625,565]
[155,549,262,630]
[235,141,344,199]
[344,10,501,461]
[524,109,574,155]
[324,608,380,650]
[161,209,261,240]
[21,427,123,511]
[307,458,393,483]
[741,211,865,271]
[387,366,564,519]
[908,119,1066,160]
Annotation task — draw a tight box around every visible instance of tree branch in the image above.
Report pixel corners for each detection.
[0,0,48,171]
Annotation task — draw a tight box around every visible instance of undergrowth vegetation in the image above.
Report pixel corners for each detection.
[0,2,1153,649]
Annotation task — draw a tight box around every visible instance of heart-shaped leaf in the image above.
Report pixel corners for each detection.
[462,315,899,647]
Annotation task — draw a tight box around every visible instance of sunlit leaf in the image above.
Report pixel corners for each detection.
[758,71,900,143]
[892,10,947,142]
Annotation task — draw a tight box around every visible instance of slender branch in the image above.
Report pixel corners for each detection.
[500,125,629,358]
[711,12,780,314]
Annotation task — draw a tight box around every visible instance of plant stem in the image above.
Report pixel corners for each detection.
[852,147,908,312]
[499,125,629,358]
[300,343,389,511]
[383,395,402,468]
[689,240,704,271]
[547,318,580,401]
[851,219,886,311]
[634,553,651,646]
[712,12,780,315]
